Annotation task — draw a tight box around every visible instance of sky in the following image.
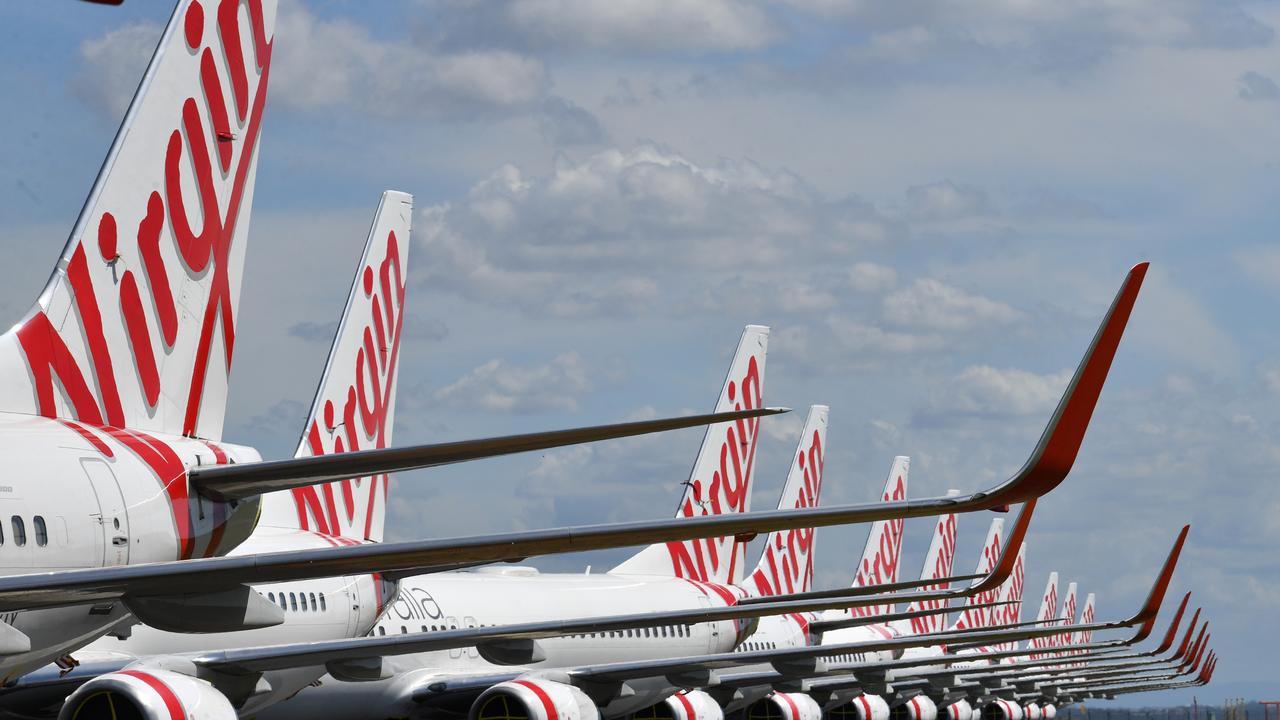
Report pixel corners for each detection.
[1,0,1278,706]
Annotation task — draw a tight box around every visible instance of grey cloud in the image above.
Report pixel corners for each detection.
[882,278,1023,332]
[72,21,162,120]
[1238,71,1280,102]
[540,96,609,147]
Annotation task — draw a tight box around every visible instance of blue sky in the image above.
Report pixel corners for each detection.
[1,0,1278,705]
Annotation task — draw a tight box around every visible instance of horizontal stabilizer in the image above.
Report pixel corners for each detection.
[193,406,790,501]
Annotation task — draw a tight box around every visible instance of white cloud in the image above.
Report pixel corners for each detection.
[905,180,995,221]
[417,144,901,316]
[432,352,593,412]
[272,0,547,118]
[937,365,1073,416]
[882,278,1023,331]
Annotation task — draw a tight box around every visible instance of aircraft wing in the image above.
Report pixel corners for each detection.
[0,263,1145,616]
[192,407,788,501]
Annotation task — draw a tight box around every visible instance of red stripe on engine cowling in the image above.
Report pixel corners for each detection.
[512,680,559,720]
[674,692,696,720]
[118,670,184,720]
[776,693,801,720]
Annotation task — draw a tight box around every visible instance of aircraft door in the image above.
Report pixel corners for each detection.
[80,459,129,566]
[347,577,362,637]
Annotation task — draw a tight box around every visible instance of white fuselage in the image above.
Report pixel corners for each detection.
[258,568,745,720]
[25,526,395,716]
[0,412,262,681]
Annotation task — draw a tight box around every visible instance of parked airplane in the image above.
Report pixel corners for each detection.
[0,0,782,680]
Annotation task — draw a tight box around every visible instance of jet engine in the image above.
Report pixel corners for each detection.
[1024,703,1043,720]
[745,692,823,720]
[1042,704,1057,719]
[890,696,939,720]
[980,700,1026,720]
[828,694,892,720]
[942,699,975,720]
[472,679,600,720]
[58,669,236,720]
[643,690,726,720]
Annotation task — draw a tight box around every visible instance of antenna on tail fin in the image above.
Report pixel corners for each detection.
[258,191,412,543]
[0,0,277,441]
[742,405,828,596]
[612,325,769,583]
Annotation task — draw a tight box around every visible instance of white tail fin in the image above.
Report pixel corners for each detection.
[899,507,959,635]
[1073,592,1096,645]
[1027,572,1061,659]
[990,541,1027,657]
[257,191,412,543]
[742,405,828,597]
[844,456,909,619]
[1051,581,1079,649]
[0,0,276,440]
[612,325,768,583]
[947,516,1005,632]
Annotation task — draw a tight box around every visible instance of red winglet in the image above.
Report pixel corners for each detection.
[972,499,1036,592]
[994,262,1148,504]
[1153,592,1191,654]
[1173,607,1201,660]
[1128,524,1189,641]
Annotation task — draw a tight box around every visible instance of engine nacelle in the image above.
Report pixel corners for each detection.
[746,692,823,720]
[980,700,1025,720]
[828,694,892,720]
[472,679,600,720]
[58,668,236,720]
[1024,703,1043,720]
[890,696,938,720]
[645,690,725,720]
[1042,705,1057,719]
[942,699,974,720]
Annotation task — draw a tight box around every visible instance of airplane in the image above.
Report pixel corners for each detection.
[0,306,779,718]
[0,0,786,680]
[703,527,1191,720]
[0,254,1148,697]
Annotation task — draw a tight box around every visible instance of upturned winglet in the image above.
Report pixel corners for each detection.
[1153,592,1191,655]
[1126,524,1189,642]
[987,262,1148,505]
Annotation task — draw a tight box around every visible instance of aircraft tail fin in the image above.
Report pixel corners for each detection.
[258,191,412,543]
[1027,572,1061,658]
[0,0,277,440]
[946,516,1005,632]
[1052,581,1079,649]
[991,541,1027,658]
[899,505,959,635]
[843,456,909,619]
[611,325,769,583]
[742,405,828,596]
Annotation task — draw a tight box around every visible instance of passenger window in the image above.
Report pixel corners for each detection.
[319,594,327,611]
[377,626,386,636]
[310,592,317,610]
[278,594,287,609]
[33,516,47,547]
[289,593,298,612]
[268,592,276,603]
[401,626,407,634]
[422,625,428,632]
[10,517,25,547]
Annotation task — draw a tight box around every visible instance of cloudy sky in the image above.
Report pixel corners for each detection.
[2,0,1278,705]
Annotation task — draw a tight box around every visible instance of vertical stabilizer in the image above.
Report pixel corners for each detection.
[1027,572,1061,659]
[257,191,412,543]
[991,541,1027,658]
[742,405,828,596]
[946,516,1005,632]
[844,456,909,619]
[898,505,958,635]
[611,326,769,583]
[1051,582,1079,649]
[0,0,276,440]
